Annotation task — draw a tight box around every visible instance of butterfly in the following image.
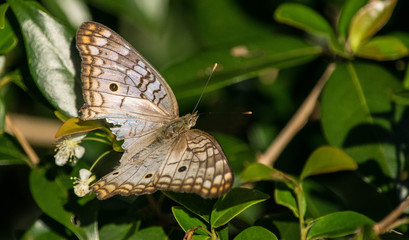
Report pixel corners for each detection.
[75,21,233,200]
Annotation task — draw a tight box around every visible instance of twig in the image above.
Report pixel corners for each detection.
[373,195,409,234]
[5,114,39,167]
[258,63,336,166]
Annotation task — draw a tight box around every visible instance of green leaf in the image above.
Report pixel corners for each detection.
[21,219,66,240]
[7,0,77,117]
[164,35,321,99]
[274,3,341,53]
[321,62,403,177]
[190,0,272,48]
[275,182,306,218]
[348,0,397,52]
[99,223,136,240]
[0,3,17,55]
[210,188,269,228]
[0,134,29,166]
[193,236,211,240]
[0,16,18,54]
[29,164,96,240]
[337,0,368,40]
[392,91,409,105]
[40,0,90,30]
[127,226,167,240]
[55,118,106,138]
[307,211,375,240]
[300,146,358,180]
[172,206,209,236]
[233,226,278,240]
[355,36,408,60]
[257,214,300,240]
[240,163,280,183]
[0,3,8,28]
[163,191,216,222]
[0,97,5,132]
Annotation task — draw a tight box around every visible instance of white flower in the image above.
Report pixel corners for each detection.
[54,134,86,166]
[71,169,96,197]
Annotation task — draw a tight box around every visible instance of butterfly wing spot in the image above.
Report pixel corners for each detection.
[109,83,119,91]
[112,171,119,176]
[178,166,187,172]
[145,173,153,178]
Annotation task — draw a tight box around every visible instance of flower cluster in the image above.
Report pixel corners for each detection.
[71,169,96,197]
[54,134,86,166]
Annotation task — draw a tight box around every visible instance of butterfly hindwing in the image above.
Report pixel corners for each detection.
[91,129,233,200]
[155,129,233,198]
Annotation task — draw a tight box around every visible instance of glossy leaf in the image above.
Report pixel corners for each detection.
[391,91,409,105]
[193,236,211,240]
[307,211,375,240]
[210,188,269,228]
[348,0,397,52]
[257,215,300,240]
[21,219,65,240]
[55,117,106,138]
[164,35,321,99]
[40,0,91,30]
[0,97,4,132]
[233,226,277,240]
[300,146,358,180]
[355,36,408,60]
[163,191,216,222]
[0,16,18,54]
[0,3,8,28]
[274,3,341,53]
[7,0,78,117]
[0,3,17,55]
[172,206,209,236]
[30,165,98,239]
[217,222,229,240]
[99,223,136,240]
[240,163,284,183]
[275,182,306,218]
[190,0,272,48]
[337,0,368,40]
[127,226,167,240]
[321,62,403,177]
[0,134,29,166]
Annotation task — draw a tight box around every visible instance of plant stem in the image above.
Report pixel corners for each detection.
[258,63,336,167]
[5,114,39,167]
[373,194,409,234]
[89,150,112,171]
[295,184,307,240]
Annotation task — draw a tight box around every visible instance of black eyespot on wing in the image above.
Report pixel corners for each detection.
[145,173,153,178]
[109,83,118,91]
[178,166,187,172]
[112,171,119,176]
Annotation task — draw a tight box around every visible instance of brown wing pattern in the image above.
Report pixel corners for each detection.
[76,22,178,147]
[91,129,233,200]
[155,129,233,198]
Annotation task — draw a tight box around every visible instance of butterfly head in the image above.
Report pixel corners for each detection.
[185,111,199,129]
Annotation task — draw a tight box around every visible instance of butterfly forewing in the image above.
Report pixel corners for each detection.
[76,22,178,147]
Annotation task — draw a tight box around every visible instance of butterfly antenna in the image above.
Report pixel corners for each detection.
[192,63,218,114]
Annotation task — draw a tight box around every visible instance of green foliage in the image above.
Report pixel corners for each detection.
[2,0,409,239]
